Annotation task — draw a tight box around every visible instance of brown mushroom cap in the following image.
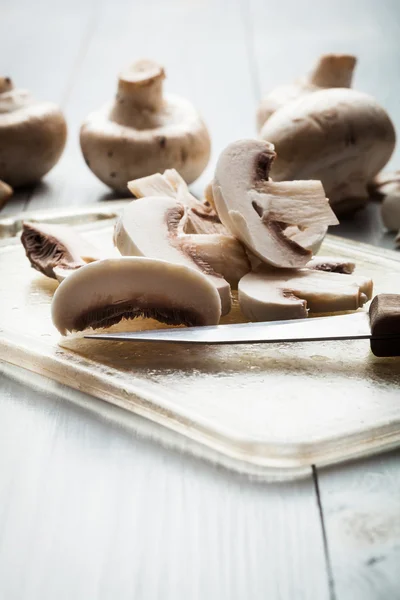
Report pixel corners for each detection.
[80,60,211,193]
[260,88,396,216]
[51,257,221,334]
[0,78,67,187]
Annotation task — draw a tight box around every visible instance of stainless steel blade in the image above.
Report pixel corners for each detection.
[84,311,373,344]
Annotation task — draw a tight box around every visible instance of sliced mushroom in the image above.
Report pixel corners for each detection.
[51,257,221,334]
[213,139,338,269]
[128,169,225,234]
[239,268,372,322]
[260,89,396,216]
[21,222,105,281]
[114,197,232,313]
[284,224,327,255]
[257,54,356,131]
[0,179,13,209]
[0,77,67,187]
[80,60,211,193]
[305,256,355,274]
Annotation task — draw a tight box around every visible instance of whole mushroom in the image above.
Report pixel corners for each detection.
[257,53,356,131]
[0,77,67,187]
[80,60,211,193]
[259,89,396,216]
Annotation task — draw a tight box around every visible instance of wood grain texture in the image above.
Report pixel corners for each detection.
[0,368,329,600]
[318,451,400,600]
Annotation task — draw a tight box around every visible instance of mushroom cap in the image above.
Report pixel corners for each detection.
[239,268,372,322]
[51,257,221,334]
[260,88,396,214]
[256,53,356,131]
[114,196,231,314]
[0,83,67,187]
[80,94,211,193]
[213,139,337,269]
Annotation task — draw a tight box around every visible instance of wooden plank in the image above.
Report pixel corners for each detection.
[25,0,258,211]
[0,0,99,215]
[0,367,330,600]
[318,450,400,599]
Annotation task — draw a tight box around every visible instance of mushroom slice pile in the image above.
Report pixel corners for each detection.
[114,197,232,313]
[21,222,105,281]
[239,269,372,322]
[0,179,13,208]
[80,60,211,193]
[128,169,225,235]
[213,139,338,269]
[51,257,221,334]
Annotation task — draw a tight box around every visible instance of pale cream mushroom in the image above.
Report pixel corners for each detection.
[21,222,106,281]
[367,171,400,232]
[212,139,338,269]
[128,168,225,234]
[0,77,67,187]
[257,54,356,131]
[239,268,373,322]
[0,179,13,209]
[51,257,221,334]
[114,196,234,313]
[260,89,396,216]
[80,60,211,193]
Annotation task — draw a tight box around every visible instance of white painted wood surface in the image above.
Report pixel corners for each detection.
[1,0,400,597]
[319,452,400,600]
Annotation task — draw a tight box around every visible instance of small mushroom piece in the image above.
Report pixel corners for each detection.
[0,77,67,187]
[238,268,372,322]
[80,60,211,193]
[305,256,355,274]
[260,89,396,216]
[21,222,105,281]
[283,224,327,255]
[51,257,221,334]
[213,139,338,269]
[0,179,13,209]
[114,197,232,313]
[257,53,356,131]
[128,168,225,234]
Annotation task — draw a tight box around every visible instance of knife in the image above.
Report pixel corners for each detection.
[84,293,400,357]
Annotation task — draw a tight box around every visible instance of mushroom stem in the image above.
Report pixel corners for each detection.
[308,54,356,88]
[110,60,165,127]
[0,77,13,94]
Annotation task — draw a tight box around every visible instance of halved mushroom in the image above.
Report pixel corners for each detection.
[51,257,221,334]
[0,179,13,209]
[114,197,233,313]
[239,268,372,322]
[213,139,338,269]
[257,54,356,131]
[305,256,355,274]
[21,222,105,281]
[260,89,396,216]
[128,169,225,234]
[0,77,67,187]
[80,60,211,193]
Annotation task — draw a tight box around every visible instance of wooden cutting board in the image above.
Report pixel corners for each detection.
[1,204,399,478]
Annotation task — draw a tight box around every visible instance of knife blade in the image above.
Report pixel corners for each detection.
[84,293,400,357]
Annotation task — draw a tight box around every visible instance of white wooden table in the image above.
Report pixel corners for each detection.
[1,0,400,598]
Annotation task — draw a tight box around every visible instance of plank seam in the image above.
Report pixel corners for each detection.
[312,464,337,600]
